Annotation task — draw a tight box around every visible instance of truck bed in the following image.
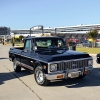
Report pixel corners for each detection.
[11,46,24,50]
[9,47,24,56]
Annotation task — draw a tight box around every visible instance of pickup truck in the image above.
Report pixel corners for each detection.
[9,36,93,86]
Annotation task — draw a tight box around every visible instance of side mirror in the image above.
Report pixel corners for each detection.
[34,46,37,50]
[33,45,37,50]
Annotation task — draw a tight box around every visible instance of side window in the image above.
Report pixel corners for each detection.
[24,40,31,51]
[58,40,64,47]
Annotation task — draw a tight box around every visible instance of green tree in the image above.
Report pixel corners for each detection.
[87,28,98,47]
[19,35,24,41]
[15,38,20,42]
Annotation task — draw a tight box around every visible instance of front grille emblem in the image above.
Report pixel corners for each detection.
[72,62,77,67]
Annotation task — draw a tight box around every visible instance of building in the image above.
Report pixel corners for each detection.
[11,24,100,42]
[0,26,10,35]
[0,26,11,39]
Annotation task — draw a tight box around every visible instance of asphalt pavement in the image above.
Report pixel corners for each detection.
[0,45,100,100]
[0,45,40,100]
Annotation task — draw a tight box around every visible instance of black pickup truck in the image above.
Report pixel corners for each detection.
[9,36,93,86]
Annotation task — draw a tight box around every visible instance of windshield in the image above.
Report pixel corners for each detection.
[34,38,66,49]
[33,37,68,54]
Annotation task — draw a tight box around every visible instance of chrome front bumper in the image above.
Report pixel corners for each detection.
[46,66,93,80]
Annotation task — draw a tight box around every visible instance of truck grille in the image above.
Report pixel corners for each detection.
[57,60,88,71]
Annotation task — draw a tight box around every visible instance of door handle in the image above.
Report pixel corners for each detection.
[24,50,27,52]
[22,49,27,53]
[31,61,33,63]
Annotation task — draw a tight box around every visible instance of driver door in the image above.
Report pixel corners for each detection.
[21,39,33,70]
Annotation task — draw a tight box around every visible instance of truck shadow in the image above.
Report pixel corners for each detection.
[0,70,31,85]
[48,67,100,88]
[1,67,100,88]
[0,58,8,60]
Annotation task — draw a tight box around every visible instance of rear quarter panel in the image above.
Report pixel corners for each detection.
[9,48,22,62]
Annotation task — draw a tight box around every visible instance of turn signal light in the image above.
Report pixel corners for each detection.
[57,75,63,78]
[43,65,46,69]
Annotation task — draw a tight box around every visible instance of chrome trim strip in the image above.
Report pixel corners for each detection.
[49,57,93,64]
[68,68,84,73]
[48,63,51,73]
[16,60,34,70]
[21,62,34,70]
[46,73,65,80]
[85,66,93,71]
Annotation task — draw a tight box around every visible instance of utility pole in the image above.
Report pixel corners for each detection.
[30,28,31,36]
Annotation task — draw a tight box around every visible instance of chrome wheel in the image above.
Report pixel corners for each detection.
[13,59,17,70]
[34,66,50,86]
[13,58,21,72]
[36,70,44,83]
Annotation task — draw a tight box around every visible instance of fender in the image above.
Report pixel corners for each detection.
[34,61,48,74]
[35,61,42,69]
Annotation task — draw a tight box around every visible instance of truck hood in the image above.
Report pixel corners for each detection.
[36,50,91,62]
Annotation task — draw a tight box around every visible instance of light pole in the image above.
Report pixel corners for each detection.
[55,28,57,34]
[11,33,15,46]
[55,28,57,36]
[30,28,31,36]
[30,25,44,36]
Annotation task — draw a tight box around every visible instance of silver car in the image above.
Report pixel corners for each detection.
[82,40,92,47]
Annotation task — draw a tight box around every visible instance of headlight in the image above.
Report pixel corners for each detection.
[88,60,93,66]
[50,64,57,72]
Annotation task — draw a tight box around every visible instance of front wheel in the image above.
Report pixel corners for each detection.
[34,66,50,86]
[13,58,21,72]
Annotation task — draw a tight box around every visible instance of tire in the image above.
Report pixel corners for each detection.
[13,58,21,72]
[77,74,86,79]
[34,66,50,86]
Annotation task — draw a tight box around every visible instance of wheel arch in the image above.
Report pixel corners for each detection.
[34,60,48,74]
[12,54,16,61]
[34,61,42,69]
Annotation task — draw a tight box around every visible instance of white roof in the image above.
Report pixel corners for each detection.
[12,24,100,33]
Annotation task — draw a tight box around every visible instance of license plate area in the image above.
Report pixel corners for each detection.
[68,72,79,78]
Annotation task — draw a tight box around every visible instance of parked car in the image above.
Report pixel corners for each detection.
[68,42,77,51]
[82,40,92,47]
[9,36,93,86]
[96,54,100,63]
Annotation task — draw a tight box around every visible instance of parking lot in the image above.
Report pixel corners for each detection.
[0,45,100,100]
